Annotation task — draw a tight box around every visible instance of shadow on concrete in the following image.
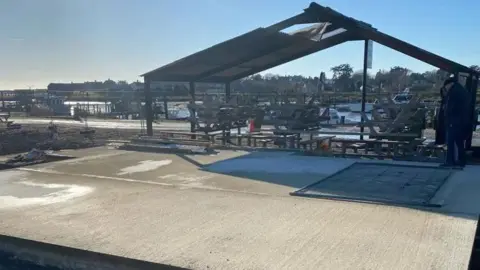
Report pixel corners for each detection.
[290,162,453,207]
[201,151,353,188]
[0,234,190,270]
[120,144,219,157]
[175,153,206,168]
[201,151,480,221]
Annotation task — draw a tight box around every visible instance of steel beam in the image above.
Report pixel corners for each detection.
[360,40,369,140]
[266,13,317,32]
[143,77,153,136]
[228,30,355,81]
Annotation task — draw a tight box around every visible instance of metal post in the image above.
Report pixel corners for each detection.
[224,82,232,142]
[163,92,169,120]
[225,82,231,103]
[189,82,196,133]
[144,77,153,136]
[360,40,369,140]
[466,74,478,150]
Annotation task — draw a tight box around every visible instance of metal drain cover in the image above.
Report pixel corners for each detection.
[291,162,453,207]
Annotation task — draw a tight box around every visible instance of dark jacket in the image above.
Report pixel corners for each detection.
[435,97,447,145]
[445,82,469,127]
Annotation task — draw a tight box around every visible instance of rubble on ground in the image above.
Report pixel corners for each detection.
[6,149,49,164]
[0,123,136,156]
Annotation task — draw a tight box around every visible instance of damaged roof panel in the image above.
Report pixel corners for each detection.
[142,28,316,82]
[142,2,477,83]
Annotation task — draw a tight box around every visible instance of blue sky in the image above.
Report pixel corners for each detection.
[1,0,479,89]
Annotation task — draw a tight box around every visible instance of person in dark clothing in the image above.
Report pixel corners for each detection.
[435,86,448,145]
[442,77,469,167]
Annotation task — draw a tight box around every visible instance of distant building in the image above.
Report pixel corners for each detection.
[47,83,88,92]
[130,82,144,91]
[205,88,224,95]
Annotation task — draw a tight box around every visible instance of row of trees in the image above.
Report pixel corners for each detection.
[233,64,480,95]
[44,64,480,100]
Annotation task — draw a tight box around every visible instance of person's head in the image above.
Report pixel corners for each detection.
[441,77,457,97]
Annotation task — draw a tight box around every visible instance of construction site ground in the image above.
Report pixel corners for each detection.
[0,145,480,269]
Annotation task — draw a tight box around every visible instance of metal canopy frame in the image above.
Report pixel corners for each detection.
[302,3,473,74]
[142,28,354,83]
[141,2,479,139]
[142,2,477,84]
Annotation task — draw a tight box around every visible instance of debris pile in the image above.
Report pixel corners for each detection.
[0,125,96,155]
[0,121,138,155]
[6,148,49,165]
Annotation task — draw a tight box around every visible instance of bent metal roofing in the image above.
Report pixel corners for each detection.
[142,2,476,83]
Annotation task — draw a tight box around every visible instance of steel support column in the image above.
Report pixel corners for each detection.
[163,92,169,120]
[360,40,369,140]
[189,81,196,133]
[144,77,153,136]
[225,82,231,103]
[466,74,478,150]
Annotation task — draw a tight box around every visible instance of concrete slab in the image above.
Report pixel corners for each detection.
[0,147,479,269]
[12,148,480,213]
[431,165,480,215]
[17,149,295,196]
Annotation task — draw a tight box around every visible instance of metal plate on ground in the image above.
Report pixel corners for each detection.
[290,162,454,207]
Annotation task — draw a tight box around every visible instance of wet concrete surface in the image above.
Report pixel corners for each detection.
[0,147,479,269]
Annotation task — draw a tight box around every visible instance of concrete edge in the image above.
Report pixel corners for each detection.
[0,234,189,270]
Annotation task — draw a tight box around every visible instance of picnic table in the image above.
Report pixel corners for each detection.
[224,133,297,148]
[0,112,21,130]
[0,112,11,124]
[133,136,212,147]
[299,136,336,150]
[157,131,217,142]
[330,137,426,157]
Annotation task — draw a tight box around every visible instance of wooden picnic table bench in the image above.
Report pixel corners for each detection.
[269,129,419,138]
[330,138,376,155]
[228,133,296,148]
[134,136,212,147]
[330,137,425,157]
[299,136,336,150]
[157,131,217,142]
[416,141,445,159]
[0,112,12,125]
[248,135,275,147]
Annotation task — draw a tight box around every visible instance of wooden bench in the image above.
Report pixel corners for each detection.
[251,134,292,148]
[330,138,423,157]
[368,138,425,156]
[214,132,255,146]
[299,136,335,150]
[270,129,419,139]
[0,112,10,124]
[250,135,274,147]
[226,133,297,148]
[416,141,445,159]
[157,131,217,142]
[350,143,367,153]
[133,137,212,147]
[0,112,19,129]
[330,138,377,155]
